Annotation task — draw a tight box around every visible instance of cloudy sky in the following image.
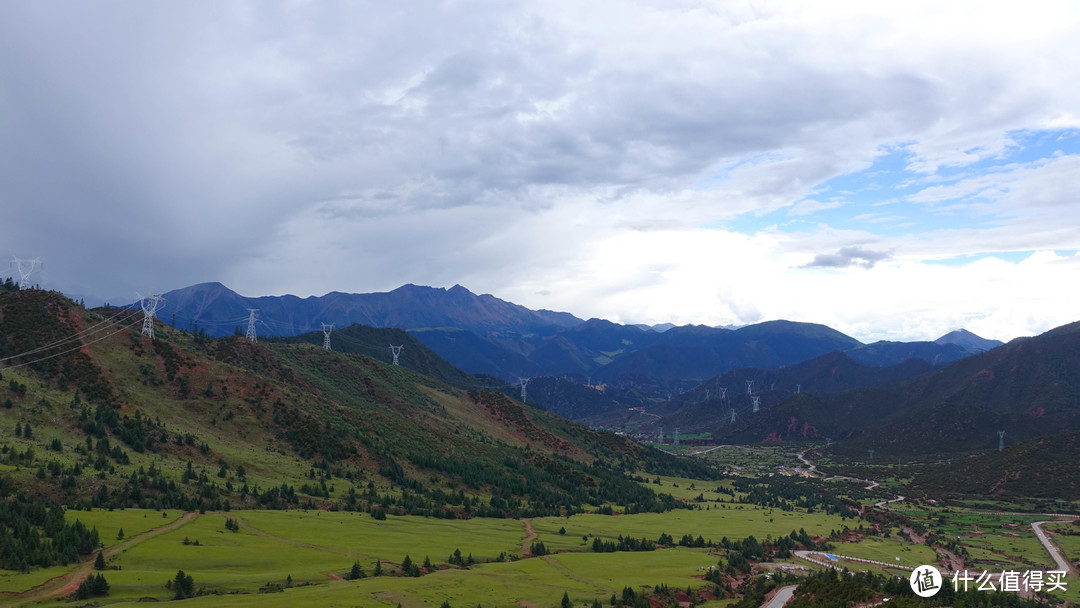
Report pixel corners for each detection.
[2,1,1078,342]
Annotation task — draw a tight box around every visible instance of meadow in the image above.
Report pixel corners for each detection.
[2,499,853,607]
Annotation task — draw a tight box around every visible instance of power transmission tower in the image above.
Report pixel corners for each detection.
[825,437,831,448]
[746,380,754,395]
[674,427,680,446]
[245,309,258,343]
[137,293,165,340]
[321,323,334,350]
[518,377,529,403]
[389,345,404,365]
[730,409,736,424]
[998,430,1005,451]
[705,389,710,401]
[795,384,801,394]
[868,449,874,461]
[751,395,760,413]
[719,387,727,404]
[11,256,42,290]
[657,426,663,445]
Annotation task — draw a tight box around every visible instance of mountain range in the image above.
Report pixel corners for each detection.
[710,320,1080,457]
[156,282,1002,391]
[0,287,707,515]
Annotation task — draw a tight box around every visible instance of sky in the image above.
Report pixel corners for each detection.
[2,1,1079,343]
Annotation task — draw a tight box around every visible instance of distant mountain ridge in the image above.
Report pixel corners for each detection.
[711,320,1080,456]
[161,282,583,338]
[158,282,1001,393]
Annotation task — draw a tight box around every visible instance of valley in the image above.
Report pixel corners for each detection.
[1,284,1078,607]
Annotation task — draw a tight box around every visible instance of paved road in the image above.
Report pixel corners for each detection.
[796,450,1075,578]
[760,584,797,608]
[1032,521,1074,574]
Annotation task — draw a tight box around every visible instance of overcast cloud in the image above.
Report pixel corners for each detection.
[2,1,1078,342]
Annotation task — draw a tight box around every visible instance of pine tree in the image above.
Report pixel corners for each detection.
[373,560,383,576]
[94,552,106,570]
[561,591,572,608]
[172,569,195,599]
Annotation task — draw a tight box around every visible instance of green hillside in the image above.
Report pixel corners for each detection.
[0,289,712,520]
[275,323,476,388]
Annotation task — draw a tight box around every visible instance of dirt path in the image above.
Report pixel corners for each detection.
[326,571,346,583]
[12,511,199,606]
[521,518,537,557]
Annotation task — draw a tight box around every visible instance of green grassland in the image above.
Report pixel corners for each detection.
[63,508,185,549]
[1,501,854,606]
[530,504,849,553]
[1,510,736,607]
[832,535,938,568]
[1045,521,1080,565]
[233,510,528,563]
[0,564,73,594]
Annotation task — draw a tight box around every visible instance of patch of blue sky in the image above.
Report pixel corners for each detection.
[714,128,1079,237]
[923,251,1038,266]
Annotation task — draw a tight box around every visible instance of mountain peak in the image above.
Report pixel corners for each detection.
[934,328,1003,352]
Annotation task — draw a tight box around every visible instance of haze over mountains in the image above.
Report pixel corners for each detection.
[158,282,1002,391]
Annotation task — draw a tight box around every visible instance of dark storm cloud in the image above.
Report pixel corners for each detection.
[1,0,1077,313]
[803,247,891,269]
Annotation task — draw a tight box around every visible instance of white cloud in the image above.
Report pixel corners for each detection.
[1,1,1078,341]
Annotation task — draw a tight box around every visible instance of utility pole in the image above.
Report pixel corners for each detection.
[518,377,529,403]
[137,293,165,340]
[11,256,42,290]
[245,309,258,343]
[321,323,333,350]
[389,345,404,365]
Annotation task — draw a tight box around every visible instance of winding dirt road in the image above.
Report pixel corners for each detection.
[10,511,199,606]
[521,518,537,556]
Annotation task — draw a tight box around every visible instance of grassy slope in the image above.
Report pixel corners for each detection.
[0,290,711,517]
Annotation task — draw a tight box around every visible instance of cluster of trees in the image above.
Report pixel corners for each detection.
[786,568,1052,608]
[591,535,656,553]
[447,549,474,566]
[0,487,100,572]
[166,569,196,599]
[74,573,109,599]
[731,477,859,518]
